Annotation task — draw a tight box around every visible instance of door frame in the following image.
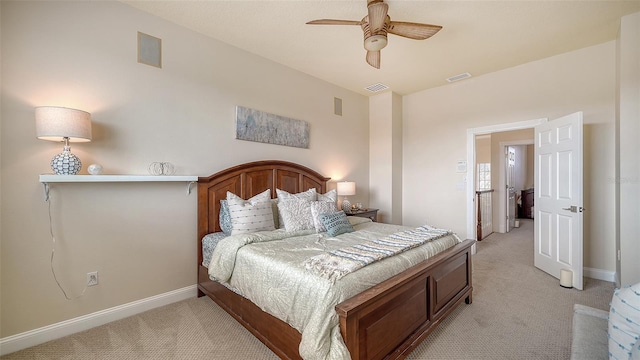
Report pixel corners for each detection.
[466,118,548,240]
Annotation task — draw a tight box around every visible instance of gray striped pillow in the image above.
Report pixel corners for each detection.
[227,190,275,235]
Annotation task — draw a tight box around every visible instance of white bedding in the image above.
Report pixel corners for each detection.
[207,217,461,360]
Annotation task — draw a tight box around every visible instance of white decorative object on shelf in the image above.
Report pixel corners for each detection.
[148,162,175,175]
[87,164,103,175]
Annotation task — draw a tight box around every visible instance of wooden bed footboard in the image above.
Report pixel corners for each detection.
[336,238,474,360]
[198,238,474,360]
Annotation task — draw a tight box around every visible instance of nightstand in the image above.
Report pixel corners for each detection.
[345,208,379,222]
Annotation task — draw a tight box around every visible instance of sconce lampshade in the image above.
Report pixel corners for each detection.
[35,106,92,175]
[337,181,356,212]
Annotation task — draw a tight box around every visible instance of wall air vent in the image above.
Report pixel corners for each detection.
[446,72,472,83]
[365,83,389,93]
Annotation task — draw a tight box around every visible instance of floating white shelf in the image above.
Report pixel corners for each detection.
[39,174,198,183]
[38,174,198,200]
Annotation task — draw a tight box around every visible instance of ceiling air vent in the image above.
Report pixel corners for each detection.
[365,83,389,93]
[446,72,472,83]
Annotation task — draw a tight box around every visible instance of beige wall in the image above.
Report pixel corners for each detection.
[617,12,640,286]
[369,92,402,224]
[525,144,534,190]
[0,1,369,337]
[475,135,491,167]
[403,41,617,274]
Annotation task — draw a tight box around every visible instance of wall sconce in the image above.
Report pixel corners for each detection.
[337,181,356,213]
[35,106,92,175]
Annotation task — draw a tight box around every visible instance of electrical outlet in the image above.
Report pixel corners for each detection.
[87,271,99,287]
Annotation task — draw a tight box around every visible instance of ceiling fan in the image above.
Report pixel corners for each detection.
[306,0,442,69]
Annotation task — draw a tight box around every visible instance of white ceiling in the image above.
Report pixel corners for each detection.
[122,0,640,96]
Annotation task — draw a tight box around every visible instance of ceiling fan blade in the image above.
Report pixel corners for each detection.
[306,19,362,26]
[388,21,442,40]
[367,2,388,33]
[366,50,380,69]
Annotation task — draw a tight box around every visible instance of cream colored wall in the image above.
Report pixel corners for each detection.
[403,41,617,274]
[617,12,640,286]
[475,135,491,167]
[369,92,402,224]
[525,144,534,189]
[0,1,369,337]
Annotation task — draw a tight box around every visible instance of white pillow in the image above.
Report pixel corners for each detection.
[317,189,337,203]
[277,198,314,232]
[310,201,338,232]
[608,282,640,360]
[276,188,317,228]
[227,189,275,235]
[276,187,317,201]
[227,189,270,202]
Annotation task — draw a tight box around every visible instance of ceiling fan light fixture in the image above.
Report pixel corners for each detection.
[364,35,388,51]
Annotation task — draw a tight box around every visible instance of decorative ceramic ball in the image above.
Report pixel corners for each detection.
[88,163,104,175]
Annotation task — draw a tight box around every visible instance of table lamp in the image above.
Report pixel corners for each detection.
[35,106,92,175]
[337,181,356,213]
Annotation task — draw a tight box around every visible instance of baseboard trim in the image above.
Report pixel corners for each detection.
[0,285,197,356]
[584,267,616,283]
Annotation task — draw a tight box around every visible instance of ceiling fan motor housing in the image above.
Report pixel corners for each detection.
[364,34,388,51]
[361,16,390,51]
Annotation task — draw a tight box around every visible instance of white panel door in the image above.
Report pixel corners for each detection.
[506,146,516,232]
[534,112,584,290]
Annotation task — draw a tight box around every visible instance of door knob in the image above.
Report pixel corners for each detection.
[562,206,585,213]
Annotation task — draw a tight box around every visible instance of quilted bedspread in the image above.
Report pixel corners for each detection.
[208,217,461,360]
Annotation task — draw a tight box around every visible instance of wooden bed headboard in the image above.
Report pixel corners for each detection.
[197,160,330,261]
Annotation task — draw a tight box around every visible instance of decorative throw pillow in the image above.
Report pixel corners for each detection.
[219,200,232,235]
[270,199,280,229]
[227,189,271,203]
[276,188,317,201]
[227,189,275,235]
[277,198,314,232]
[276,188,317,228]
[317,189,337,203]
[320,211,354,237]
[608,282,640,360]
[310,201,338,232]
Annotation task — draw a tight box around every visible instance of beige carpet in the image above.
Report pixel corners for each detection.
[2,219,614,359]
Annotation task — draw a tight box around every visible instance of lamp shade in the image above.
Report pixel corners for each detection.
[337,181,356,196]
[35,106,92,142]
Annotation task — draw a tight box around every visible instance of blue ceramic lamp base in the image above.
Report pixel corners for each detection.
[51,148,82,175]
